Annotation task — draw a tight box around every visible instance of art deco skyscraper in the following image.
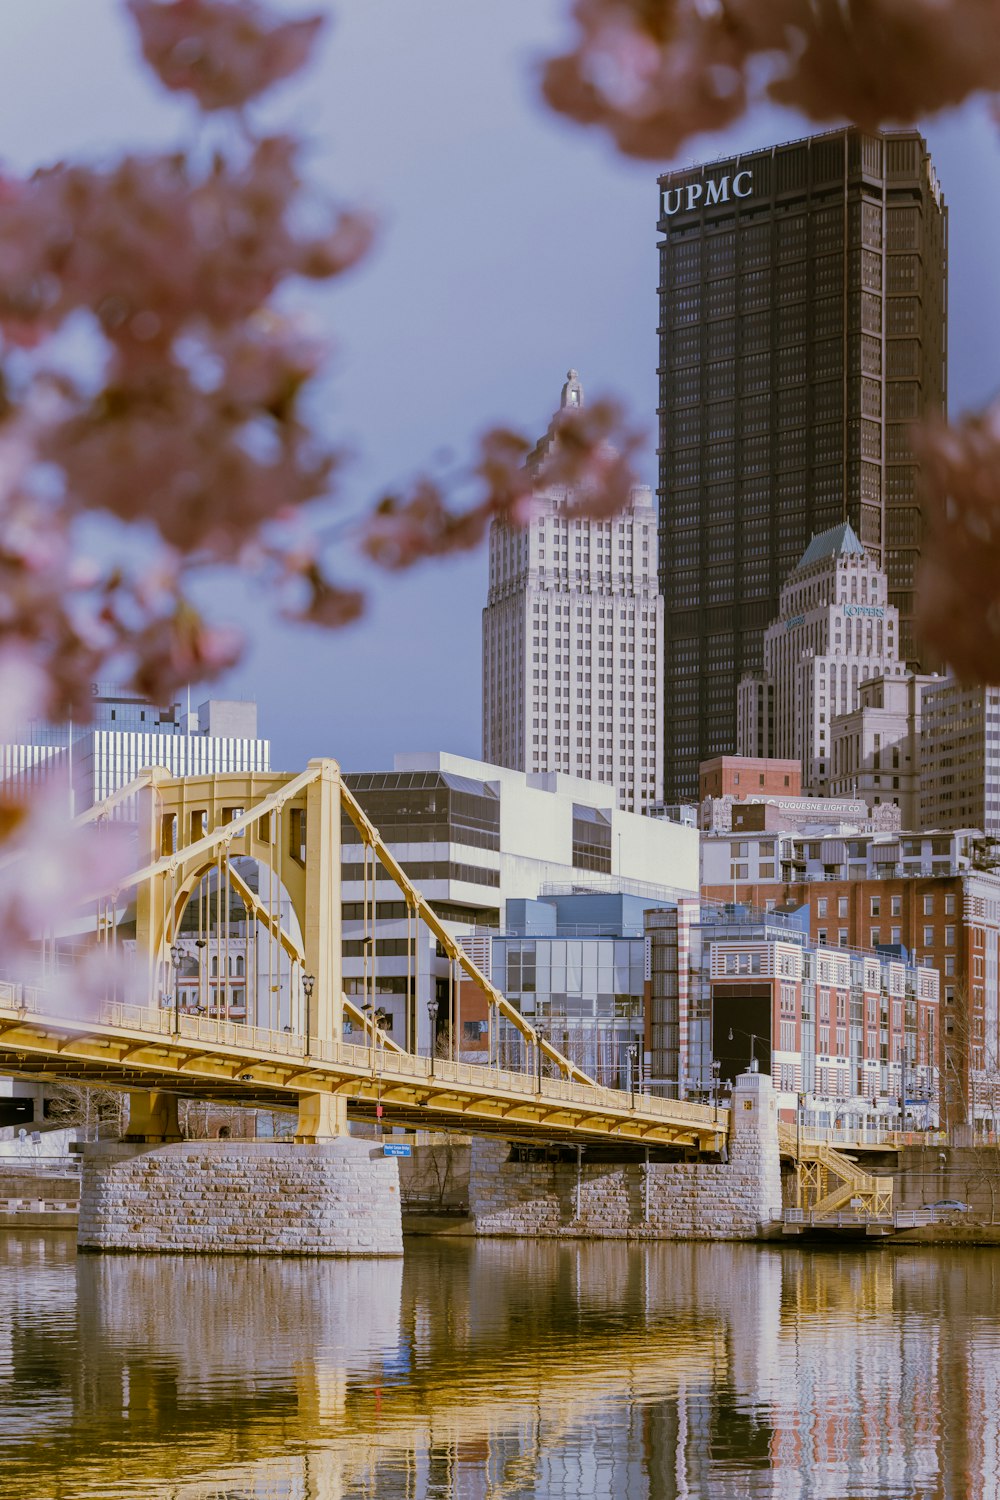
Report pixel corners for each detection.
[483,371,664,812]
[657,128,947,802]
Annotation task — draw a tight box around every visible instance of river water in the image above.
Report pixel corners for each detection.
[1,1232,999,1499]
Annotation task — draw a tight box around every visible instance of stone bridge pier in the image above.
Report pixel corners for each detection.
[470,1070,782,1241]
[77,1090,403,1257]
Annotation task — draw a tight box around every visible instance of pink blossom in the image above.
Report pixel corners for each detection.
[287,563,365,628]
[0,647,48,744]
[45,340,336,557]
[127,603,244,703]
[541,0,1000,160]
[127,0,325,113]
[357,401,642,570]
[916,404,1000,683]
[0,139,370,347]
[0,785,132,972]
[531,397,643,519]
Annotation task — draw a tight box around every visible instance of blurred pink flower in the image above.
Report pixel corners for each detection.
[541,0,1000,160]
[287,562,365,628]
[0,647,48,744]
[0,785,132,966]
[916,403,1000,683]
[128,0,325,113]
[358,401,641,570]
[531,397,643,519]
[127,603,243,702]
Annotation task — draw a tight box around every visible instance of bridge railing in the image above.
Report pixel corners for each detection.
[784,1207,946,1229]
[1,982,724,1129]
[779,1121,949,1154]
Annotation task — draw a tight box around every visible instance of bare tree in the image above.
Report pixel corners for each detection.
[43,1084,128,1141]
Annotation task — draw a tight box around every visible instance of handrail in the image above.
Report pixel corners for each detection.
[0,984,725,1133]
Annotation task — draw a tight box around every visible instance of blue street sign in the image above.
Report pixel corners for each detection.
[382,1143,412,1158]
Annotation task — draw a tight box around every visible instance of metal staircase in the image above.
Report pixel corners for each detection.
[778,1124,893,1224]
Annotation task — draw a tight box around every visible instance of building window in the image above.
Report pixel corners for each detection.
[870,897,880,917]
[838,898,848,918]
[923,895,934,916]
[817,898,828,918]
[571,803,612,873]
[870,929,881,948]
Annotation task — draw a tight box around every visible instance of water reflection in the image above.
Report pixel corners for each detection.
[1,1233,999,1498]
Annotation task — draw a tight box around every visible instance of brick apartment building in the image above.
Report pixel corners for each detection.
[702,829,1000,1127]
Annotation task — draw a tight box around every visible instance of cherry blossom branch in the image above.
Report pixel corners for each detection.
[916,404,1000,683]
[541,0,1000,161]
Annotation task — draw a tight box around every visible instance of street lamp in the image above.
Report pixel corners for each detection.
[427,996,439,1077]
[711,1059,721,1124]
[301,972,315,1052]
[728,1026,760,1073]
[628,1042,640,1109]
[169,943,183,1035]
[362,1000,388,1044]
[194,936,207,1018]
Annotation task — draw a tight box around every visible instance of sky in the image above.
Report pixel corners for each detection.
[2,1,1000,771]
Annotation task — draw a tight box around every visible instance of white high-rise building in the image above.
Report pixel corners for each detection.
[1,685,270,811]
[482,371,664,813]
[920,679,1000,838]
[738,523,906,795]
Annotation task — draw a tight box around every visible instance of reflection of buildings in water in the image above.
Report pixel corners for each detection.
[5,1240,1000,1498]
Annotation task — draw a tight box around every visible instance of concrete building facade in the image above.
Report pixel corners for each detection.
[482,371,663,813]
[657,128,947,801]
[341,751,698,1059]
[920,680,1000,839]
[1,685,270,812]
[739,523,908,794]
[830,671,938,825]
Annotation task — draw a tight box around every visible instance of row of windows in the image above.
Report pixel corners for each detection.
[342,860,500,888]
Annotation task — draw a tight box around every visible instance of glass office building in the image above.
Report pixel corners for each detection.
[657,128,948,801]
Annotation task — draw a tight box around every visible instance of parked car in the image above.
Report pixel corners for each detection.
[925,1200,970,1213]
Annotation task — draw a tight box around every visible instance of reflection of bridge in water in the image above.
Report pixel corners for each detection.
[1,1236,994,1500]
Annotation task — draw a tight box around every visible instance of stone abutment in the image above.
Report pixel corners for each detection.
[470,1070,782,1241]
[78,1137,403,1256]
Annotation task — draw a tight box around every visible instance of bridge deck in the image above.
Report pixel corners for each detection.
[0,984,725,1150]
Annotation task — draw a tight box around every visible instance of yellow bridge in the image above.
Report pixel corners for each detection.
[0,759,724,1153]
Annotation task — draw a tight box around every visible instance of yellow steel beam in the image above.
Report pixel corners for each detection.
[74,769,157,827]
[225,859,303,965]
[0,997,724,1149]
[105,765,323,895]
[339,780,596,1087]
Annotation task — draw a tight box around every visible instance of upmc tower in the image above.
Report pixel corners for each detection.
[657,129,947,802]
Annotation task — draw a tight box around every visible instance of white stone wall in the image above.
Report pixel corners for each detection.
[78,1139,402,1256]
[470,1072,782,1241]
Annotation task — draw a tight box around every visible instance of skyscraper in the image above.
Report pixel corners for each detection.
[657,128,947,802]
[739,521,907,794]
[482,371,663,812]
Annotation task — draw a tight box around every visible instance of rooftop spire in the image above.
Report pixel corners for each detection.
[560,368,583,409]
